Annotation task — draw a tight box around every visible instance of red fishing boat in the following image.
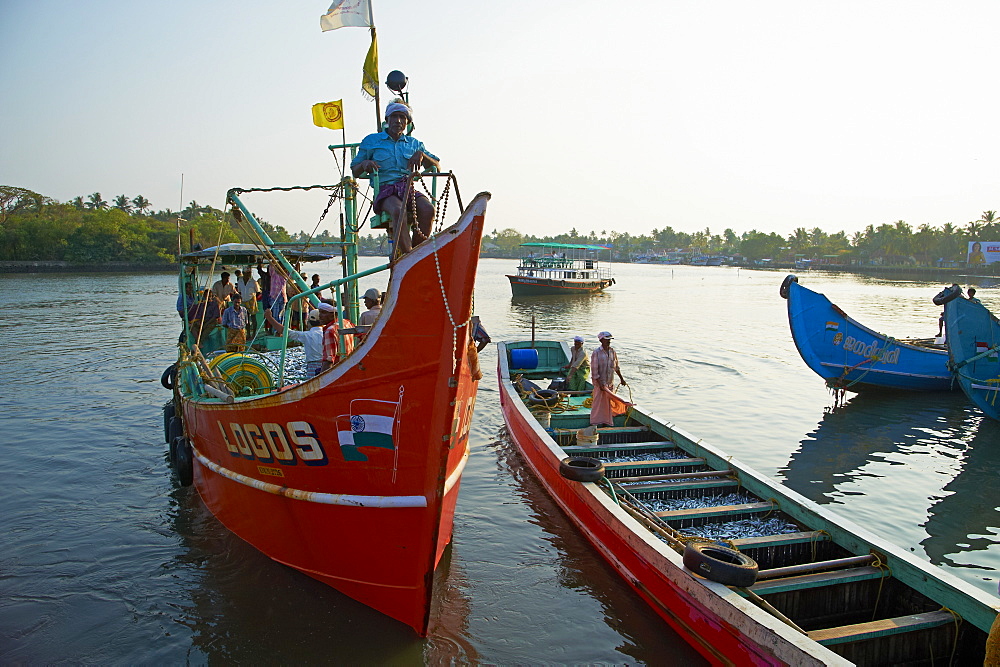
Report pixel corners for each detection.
[161,69,490,633]
[497,339,998,664]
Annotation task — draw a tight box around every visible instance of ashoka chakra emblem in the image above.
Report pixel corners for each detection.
[350,415,366,432]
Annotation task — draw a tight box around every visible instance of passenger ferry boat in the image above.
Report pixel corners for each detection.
[160,70,490,635]
[506,242,614,295]
[497,338,998,664]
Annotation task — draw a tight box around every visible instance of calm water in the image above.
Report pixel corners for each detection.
[2,259,998,663]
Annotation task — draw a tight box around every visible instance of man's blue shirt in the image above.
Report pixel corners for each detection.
[351,131,439,189]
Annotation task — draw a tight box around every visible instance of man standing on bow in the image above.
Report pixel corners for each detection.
[590,331,628,427]
[351,101,440,256]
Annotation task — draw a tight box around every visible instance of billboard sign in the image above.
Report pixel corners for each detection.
[967,241,1000,267]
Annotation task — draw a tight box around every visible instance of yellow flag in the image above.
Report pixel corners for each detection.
[312,100,345,130]
[362,33,378,100]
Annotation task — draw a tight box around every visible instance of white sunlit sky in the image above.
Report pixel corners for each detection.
[2,1,998,240]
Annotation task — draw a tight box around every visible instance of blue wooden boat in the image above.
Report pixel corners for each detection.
[938,284,1000,420]
[782,275,953,392]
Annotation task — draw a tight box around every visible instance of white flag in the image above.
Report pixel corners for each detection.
[320,0,372,31]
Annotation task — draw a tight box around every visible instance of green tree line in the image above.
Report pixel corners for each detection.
[0,186,382,263]
[483,212,1000,265]
[2,185,996,266]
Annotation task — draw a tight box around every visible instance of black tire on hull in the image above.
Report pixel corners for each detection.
[528,389,560,408]
[932,284,962,306]
[683,542,758,588]
[172,437,194,487]
[162,402,175,444]
[559,456,605,483]
[167,416,183,446]
[160,364,177,390]
[779,274,798,299]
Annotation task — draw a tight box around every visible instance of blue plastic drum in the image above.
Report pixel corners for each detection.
[510,348,539,369]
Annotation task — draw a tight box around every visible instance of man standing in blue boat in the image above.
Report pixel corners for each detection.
[590,332,628,427]
[351,101,440,256]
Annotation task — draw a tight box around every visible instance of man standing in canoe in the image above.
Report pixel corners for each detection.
[350,101,440,256]
[590,331,628,427]
[563,335,590,392]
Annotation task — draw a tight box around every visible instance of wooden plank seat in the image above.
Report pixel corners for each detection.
[552,426,650,435]
[370,211,393,230]
[562,441,676,455]
[731,530,830,550]
[654,500,773,521]
[618,478,739,493]
[806,610,955,646]
[747,566,889,596]
[603,457,708,472]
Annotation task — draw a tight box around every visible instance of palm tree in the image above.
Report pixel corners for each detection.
[132,195,151,215]
[70,196,85,209]
[86,192,108,210]
[112,194,132,212]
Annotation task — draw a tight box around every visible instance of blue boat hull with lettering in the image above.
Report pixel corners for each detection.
[941,288,1000,420]
[782,275,953,392]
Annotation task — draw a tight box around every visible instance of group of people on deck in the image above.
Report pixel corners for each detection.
[561,332,629,428]
[178,263,385,375]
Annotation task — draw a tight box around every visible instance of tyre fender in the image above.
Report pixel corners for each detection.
[161,364,177,390]
[932,284,962,306]
[559,456,605,483]
[779,274,798,300]
[167,416,183,445]
[162,402,176,443]
[683,542,758,588]
[528,389,560,407]
[172,437,194,487]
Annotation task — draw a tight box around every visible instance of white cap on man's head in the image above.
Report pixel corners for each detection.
[307,309,322,324]
[598,331,613,340]
[573,335,584,343]
[316,302,336,313]
[363,288,381,301]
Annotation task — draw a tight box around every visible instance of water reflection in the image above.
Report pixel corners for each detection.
[922,418,1000,579]
[778,391,970,504]
[491,429,707,665]
[508,292,612,333]
[167,484,465,663]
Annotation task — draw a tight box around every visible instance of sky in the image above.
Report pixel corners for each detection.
[2,0,998,240]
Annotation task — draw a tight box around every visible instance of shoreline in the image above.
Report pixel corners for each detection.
[1,258,995,281]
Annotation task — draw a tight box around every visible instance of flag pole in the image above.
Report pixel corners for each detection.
[370,32,380,129]
[368,0,380,127]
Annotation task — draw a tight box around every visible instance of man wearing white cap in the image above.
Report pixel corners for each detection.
[590,331,628,426]
[351,101,440,256]
[264,307,327,377]
[357,288,382,335]
[562,335,590,392]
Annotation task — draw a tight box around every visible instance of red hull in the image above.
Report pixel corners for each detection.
[179,193,489,635]
[497,347,836,665]
[506,275,611,295]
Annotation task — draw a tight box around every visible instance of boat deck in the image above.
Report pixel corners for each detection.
[505,346,992,665]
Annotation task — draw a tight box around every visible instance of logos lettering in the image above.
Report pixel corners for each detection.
[217,420,328,466]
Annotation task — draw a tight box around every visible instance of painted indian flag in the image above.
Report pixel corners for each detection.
[976,342,998,362]
[337,397,400,462]
[825,321,839,331]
